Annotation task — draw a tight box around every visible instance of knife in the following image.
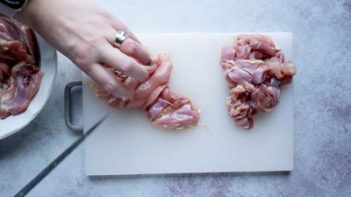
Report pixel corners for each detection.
[15,114,109,197]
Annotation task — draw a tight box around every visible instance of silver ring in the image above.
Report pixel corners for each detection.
[114,31,129,48]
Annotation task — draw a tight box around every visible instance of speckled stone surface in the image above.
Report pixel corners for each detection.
[1,0,351,196]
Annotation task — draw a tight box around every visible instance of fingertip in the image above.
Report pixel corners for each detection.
[120,38,151,65]
[85,63,132,100]
[144,55,152,66]
[100,45,149,82]
[106,81,132,99]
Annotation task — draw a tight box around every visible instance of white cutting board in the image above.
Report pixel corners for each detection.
[83,33,294,176]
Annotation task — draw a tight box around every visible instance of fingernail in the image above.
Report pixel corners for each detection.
[117,90,134,101]
[110,87,126,99]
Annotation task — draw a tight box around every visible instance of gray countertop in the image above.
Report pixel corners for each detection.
[1,0,351,196]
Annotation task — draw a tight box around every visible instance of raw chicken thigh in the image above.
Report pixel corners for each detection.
[221,35,296,129]
[0,17,41,119]
[95,54,200,130]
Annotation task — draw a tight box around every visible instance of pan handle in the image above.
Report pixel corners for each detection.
[64,81,84,132]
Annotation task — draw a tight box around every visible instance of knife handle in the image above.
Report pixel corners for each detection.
[64,81,84,132]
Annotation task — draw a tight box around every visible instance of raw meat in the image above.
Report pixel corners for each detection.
[0,17,41,119]
[95,54,200,130]
[221,35,296,129]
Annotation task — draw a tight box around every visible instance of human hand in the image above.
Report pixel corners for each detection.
[15,0,151,99]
